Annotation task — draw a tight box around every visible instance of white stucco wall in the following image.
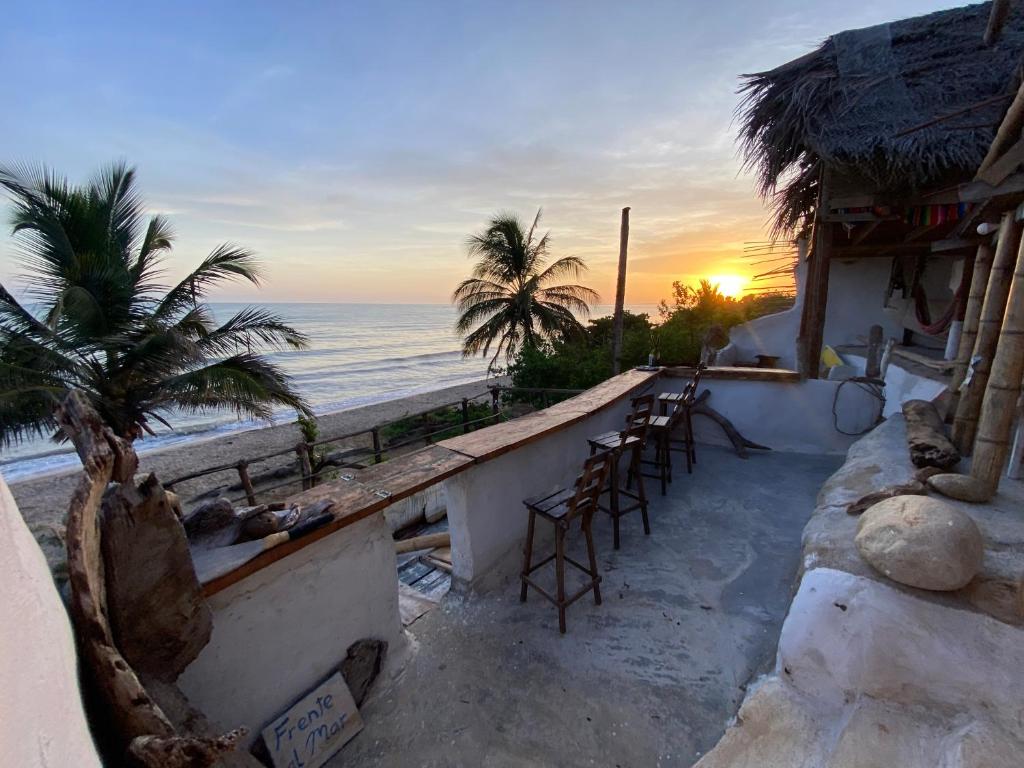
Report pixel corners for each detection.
[178,512,403,746]
[0,474,102,768]
[444,403,633,585]
[660,376,881,455]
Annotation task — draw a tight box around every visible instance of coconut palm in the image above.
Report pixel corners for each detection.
[0,161,311,446]
[453,209,598,371]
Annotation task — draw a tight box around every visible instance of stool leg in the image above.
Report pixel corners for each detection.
[555,525,567,634]
[686,409,697,467]
[634,445,650,535]
[520,508,536,602]
[583,513,601,605]
[610,450,621,550]
[659,433,668,496]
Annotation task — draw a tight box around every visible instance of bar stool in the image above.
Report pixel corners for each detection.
[520,452,613,633]
[631,394,672,496]
[657,364,704,472]
[587,422,649,549]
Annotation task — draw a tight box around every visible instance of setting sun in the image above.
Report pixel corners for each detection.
[707,274,747,299]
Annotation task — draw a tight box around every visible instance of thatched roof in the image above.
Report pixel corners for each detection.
[739,2,1024,235]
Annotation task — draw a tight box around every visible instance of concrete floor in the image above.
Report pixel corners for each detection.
[331,446,842,767]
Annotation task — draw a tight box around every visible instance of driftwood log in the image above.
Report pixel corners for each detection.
[101,473,212,682]
[58,392,245,767]
[845,481,927,515]
[902,399,961,470]
[691,389,771,459]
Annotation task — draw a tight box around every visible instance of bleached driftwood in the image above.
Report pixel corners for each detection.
[690,389,771,459]
[58,392,246,767]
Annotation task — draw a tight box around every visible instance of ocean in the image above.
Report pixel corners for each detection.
[1,302,656,481]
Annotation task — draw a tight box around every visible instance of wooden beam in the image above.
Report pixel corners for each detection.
[959,172,1024,203]
[979,77,1024,174]
[953,212,1020,452]
[611,206,630,375]
[984,0,1012,45]
[904,223,940,242]
[799,213,832,379]
[976,136,1024,188]
[931,238,977,253]
[851,219,881,246]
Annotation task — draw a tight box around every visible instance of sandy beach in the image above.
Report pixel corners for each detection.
[8,378,500,574]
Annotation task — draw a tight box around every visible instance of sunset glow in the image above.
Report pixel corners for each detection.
[707,274,747,299]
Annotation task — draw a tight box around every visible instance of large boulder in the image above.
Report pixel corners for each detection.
[855,495,983,591]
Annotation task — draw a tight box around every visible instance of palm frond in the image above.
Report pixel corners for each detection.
[153,244,262,320]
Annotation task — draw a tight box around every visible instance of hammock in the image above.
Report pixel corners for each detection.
[912,260,971,335]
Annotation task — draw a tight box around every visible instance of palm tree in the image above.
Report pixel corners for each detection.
[0,162,311,446]
[453,209,598,370]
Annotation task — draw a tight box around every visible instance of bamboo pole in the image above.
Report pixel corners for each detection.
[951,242,996,393]
[611,207,630,375]
[984,0,1012,45]
[978,78,1024,174]
[952,212,1019,452]
[970,233,1024,497]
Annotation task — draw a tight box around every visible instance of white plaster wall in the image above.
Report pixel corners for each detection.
[659,377,880,455]
[822,257,905,348]
[843,354,949,417]
[444,403,634,584]
[0,473,102,768]
[178,512,403,745]
[779,568,1024,742]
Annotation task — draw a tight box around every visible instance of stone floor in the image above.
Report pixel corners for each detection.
[330,446,842,767]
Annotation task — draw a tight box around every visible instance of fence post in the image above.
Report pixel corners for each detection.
[371,427,383,464]
[296,442,312,491]
[236,461,257,506]
[461,398,470,433]
[542,390,550,409]
[490,387,501,424]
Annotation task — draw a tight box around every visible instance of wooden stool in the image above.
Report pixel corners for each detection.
[657,390,696,474]
[587,422,649,549]
[520,453,612,634]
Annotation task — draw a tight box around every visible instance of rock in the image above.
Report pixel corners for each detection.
[341,638,387,706]
[845,481,926,515]
[927,473,990,503]
[855,495,983,591]
[692,678,831,768]
[902,399,960,470]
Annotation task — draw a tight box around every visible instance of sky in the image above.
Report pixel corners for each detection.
[0,0,967,305]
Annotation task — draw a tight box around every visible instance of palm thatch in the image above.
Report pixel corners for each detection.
[739,1,1024,236]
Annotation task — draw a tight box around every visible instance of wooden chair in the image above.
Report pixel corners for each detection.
[520,452,613,634]
[657,364,704,472]
[587,421,649,549]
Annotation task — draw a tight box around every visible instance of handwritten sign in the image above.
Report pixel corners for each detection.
[261,673,363,768]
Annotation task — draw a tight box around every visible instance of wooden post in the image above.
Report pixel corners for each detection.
[611,207,630,375]
[798,188,833,379]
[371,427,382,464]
[1008,397,1024,480]
[461,398,470,433]
[953,212,1019,452]
[970,234,1024,497]
[542,390,550,409]
[236,461,256,506]
[296,442,312,491]
[951,242,996,395]
[490,387,501,424]
[865,324,884,378]
[984,0,1012,46]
